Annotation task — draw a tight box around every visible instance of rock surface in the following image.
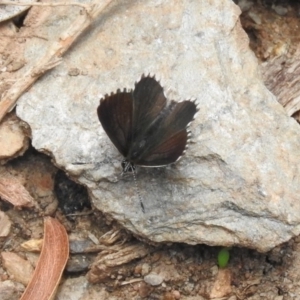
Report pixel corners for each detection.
[16,0,300,251]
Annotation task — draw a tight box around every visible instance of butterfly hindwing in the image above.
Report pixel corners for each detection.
[128,99,197,165]
[136,130,188,166]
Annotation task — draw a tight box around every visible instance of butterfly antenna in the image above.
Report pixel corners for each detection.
[132,168,145,213]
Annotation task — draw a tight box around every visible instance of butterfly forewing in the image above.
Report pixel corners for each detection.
[131,76,167,142]
[97,91,133,157]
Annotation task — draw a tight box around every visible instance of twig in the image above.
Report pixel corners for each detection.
[0,0,113,122]
[0,34,48,40]
[120,278,143,286]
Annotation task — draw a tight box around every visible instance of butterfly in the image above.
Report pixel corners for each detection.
[97,74,198,174]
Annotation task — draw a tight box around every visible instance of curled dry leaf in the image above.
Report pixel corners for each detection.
[20,217,69,300]
[0,176,36,208]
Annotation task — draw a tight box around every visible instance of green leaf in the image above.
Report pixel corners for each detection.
[218,248,230,268]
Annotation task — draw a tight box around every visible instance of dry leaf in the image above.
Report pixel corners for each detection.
[21,239,43,252]
[1,252,34,285]
[0,211,11,237]
[20,217,69,300]
[0,176,36,208]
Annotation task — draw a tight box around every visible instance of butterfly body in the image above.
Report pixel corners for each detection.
[97,75,198,172]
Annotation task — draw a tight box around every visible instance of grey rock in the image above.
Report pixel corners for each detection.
[56,276,109,300]
[183,281,195,294]
[0,280,24,300]
[66,255,93,273]
[0,0,37,23]
[16,0,300,252]
[69,239,94,254]
[272,5,288,16]
[144,273,164,286]
[236,0,254,12]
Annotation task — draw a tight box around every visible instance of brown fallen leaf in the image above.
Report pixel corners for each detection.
[0,211,11,237]
[20,217,69,300]
[0,176,36,208]
[1,251,34,285]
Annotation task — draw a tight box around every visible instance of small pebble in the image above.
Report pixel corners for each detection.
[134,264,142,276]
[210,265,219,276]
[237,0,253,12]
[172,290,181,299]
[272,5,288,16]
[141,263,151,276]
[144,272,164,286]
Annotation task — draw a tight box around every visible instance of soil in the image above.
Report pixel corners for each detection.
[1,1,300,299]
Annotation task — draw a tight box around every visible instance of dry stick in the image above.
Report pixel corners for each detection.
[0,0,113,123]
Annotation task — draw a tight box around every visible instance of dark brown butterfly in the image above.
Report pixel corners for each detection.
[97,74,198,173]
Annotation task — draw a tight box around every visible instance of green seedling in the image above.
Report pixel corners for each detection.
[217,247,230,268]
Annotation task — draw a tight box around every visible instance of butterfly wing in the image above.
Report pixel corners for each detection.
[97,90,133,157]
[131,75,167,142]
[136,130,188,166]
[132,100,198,166]
[98,75,198,167]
